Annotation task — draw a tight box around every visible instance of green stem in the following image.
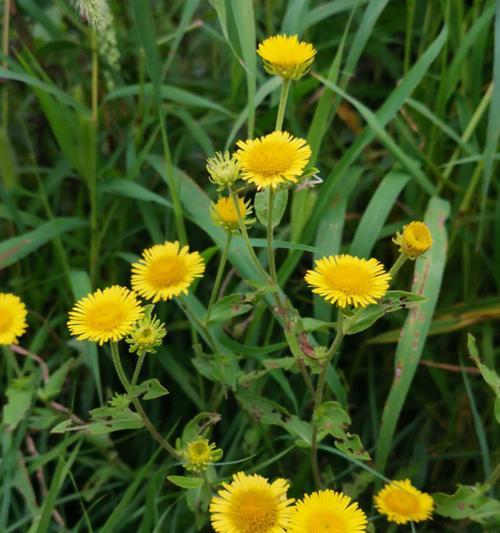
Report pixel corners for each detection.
[2,0,11,130]
[3,345,22,379]
[131,353,146,389]
[229,188,272,284]
[266,188,281,308]
[177,298,216,350]
[310,312,345,488]
[275,78,291,131]
[388,253,408,279]
[206,232,232,324]
[89,29,99,285]
[110,343,179,459]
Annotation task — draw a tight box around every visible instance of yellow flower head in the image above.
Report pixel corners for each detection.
[393,221,432,259]
[67,286,144,345]
[207,151,240,190]
[257,34,316,80]
[131,241,205,302]
[235,131,311,190]
[288,489,367,533]
[374,479,434,525]
[210,471,293,533]
[211,195,253,233]
[305,254,391,308]
[0,293,28,345]
[182,437,223,472]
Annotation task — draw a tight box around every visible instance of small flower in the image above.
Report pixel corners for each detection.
[67,286,143,345]
[210,471,293,533]
[288,489,367,532]
[207,151,240,190]
[182,437,223,472]
[131,241,205,302]
[305,254,391,308]
[257,34,316,80]
[235,131,311,190]
[0,293,28,345]
[374,479,434,525]
[393,221,433,259]
[210,196,253,233]
[126,305,166,356]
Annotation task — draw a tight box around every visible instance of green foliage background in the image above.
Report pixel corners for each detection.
[1,0,499,531]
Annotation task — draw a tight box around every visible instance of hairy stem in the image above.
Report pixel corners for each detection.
[206,232,232,324]
[110,343,179,459]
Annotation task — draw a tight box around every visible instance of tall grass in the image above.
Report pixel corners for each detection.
[1,1,499,531]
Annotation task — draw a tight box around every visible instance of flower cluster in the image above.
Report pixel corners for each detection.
[209,472,434,532]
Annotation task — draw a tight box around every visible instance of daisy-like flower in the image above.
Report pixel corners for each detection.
[305,254,391,308]
[235,131,311,190]
[0,293,28,345]
[67,286,144,345]
[210,471,293,533]
[131,241,205,302]
[288,490,367,532]
[182,437,223,473]
[125,305,166,356]
[257,34,316,80]
[374,479,434,525]
[393,221,433,259]
[210,196,253,233]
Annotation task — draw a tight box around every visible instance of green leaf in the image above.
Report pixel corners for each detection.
[0,218,86,268]
[468,334,500,424]
[192,352,240,389]
[434,484,500,527]
[166,475,204,490]
[206,294,253,324]
[279,415,313,447]
[3,379,34,429]
[375,198,450,474]
[313,401,371,460]
[131,378,170,401]
[254,189,288,229]
[342,290,426,335]
[180,412,222,445]
[37,360,75,402]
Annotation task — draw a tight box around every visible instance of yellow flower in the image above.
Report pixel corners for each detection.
[211,195,253,232]
[207,151,240,190]
[182,437,222,472]
[0,293,28,345]
[67,286,143,345]
[131,241,205,302]
[393,221,433,259]
[288,490,367,532]
[257,34,316,80]
[305,254,391,308]
[235,131,311,190]
[210,471,293,533]
[374,479,434,525]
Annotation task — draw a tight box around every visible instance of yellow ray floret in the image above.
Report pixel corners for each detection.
[257,34,316,79]
[288,489,367,532]
[131,240,205,302]
[305,254,391,308]
[0,293,28,345]
[374,479,434,525]
[210,195,253,232]
[393,221,433,259]
[67,286,144,345]
[235,131,311,190]
[210,471,293,533]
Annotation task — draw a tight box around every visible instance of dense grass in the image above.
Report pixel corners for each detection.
[1,0,499,531]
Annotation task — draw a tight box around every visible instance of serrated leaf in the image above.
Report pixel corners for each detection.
[167,475,204,489]
[4,386,34,429]
[254,189,288,228]
[37,359,75,401]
